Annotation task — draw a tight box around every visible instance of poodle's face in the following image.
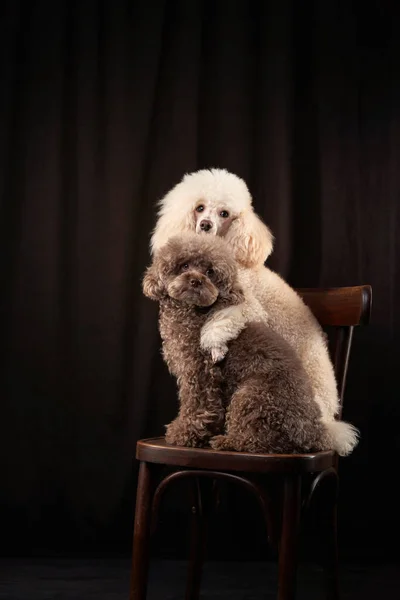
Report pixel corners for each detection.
[193,198,237,237]
[151,169,274,268]
[143,234,243,308]
[166,258,220,308]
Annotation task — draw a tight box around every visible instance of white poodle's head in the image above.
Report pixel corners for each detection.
[150,168,274,268]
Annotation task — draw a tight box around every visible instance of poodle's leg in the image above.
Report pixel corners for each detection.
[210,380,274,453]
[201,291,267,363]
[209,434,243,451]
[166,370,225,448]
[166,407,225,448]
[200,305,246,363]
[165,416,210,447]
[303,342,341,421]
[210,378,319,454]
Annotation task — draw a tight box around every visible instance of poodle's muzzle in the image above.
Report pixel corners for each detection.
[194,206,235,237]
[167,271,219,307]
[199,219,213,232]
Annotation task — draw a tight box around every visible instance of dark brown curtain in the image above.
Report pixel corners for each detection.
[1,0,399,559]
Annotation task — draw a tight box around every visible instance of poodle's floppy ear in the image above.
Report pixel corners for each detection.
[225,210,274,267]
[225,282,246,306]
[150,181,195,254]
[142,263,165,301]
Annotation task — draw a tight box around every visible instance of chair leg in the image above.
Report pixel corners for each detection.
[185,478,216,600]
[324,489,339,600]
[185,478,205,600]
[277,475,302,600]
[130,461,154,600]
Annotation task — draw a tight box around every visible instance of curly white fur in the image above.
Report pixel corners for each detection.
[150,168,359,456]
[151,169,274,265]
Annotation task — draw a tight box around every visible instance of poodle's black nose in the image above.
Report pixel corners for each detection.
[190,278,202,288]
[200,220,212,232]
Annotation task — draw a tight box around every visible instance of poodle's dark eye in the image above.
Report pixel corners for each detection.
[220,210,229,218]
[196,204,205,213]
[206,268,214,277]
[181,263,189,271]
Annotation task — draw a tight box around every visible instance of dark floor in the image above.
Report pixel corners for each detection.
[0,558,399,600]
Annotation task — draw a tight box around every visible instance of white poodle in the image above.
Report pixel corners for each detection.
[150,168,358,456]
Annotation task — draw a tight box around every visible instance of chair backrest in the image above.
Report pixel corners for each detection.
[296,286,372,418]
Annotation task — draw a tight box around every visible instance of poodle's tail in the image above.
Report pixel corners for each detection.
[322,419,359,457]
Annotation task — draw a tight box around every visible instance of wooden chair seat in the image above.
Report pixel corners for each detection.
[137,437,335,474]
[129,285,372,600]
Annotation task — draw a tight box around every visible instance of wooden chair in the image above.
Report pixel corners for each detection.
[129,285,372,600]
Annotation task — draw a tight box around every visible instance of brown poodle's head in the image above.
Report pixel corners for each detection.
[143,233,244,308]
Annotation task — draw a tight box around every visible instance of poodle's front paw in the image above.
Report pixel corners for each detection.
[209,435,236,451]
[165,418,206,448]
[210,344,228,363]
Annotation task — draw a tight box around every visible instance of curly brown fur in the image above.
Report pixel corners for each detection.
[143,233,244,447]
[210,323,332,453]
[143,233,357,454]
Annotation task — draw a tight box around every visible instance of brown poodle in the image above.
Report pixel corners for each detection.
[142,233,357,455]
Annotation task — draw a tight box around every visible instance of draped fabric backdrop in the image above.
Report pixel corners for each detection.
[1,0,399,560]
